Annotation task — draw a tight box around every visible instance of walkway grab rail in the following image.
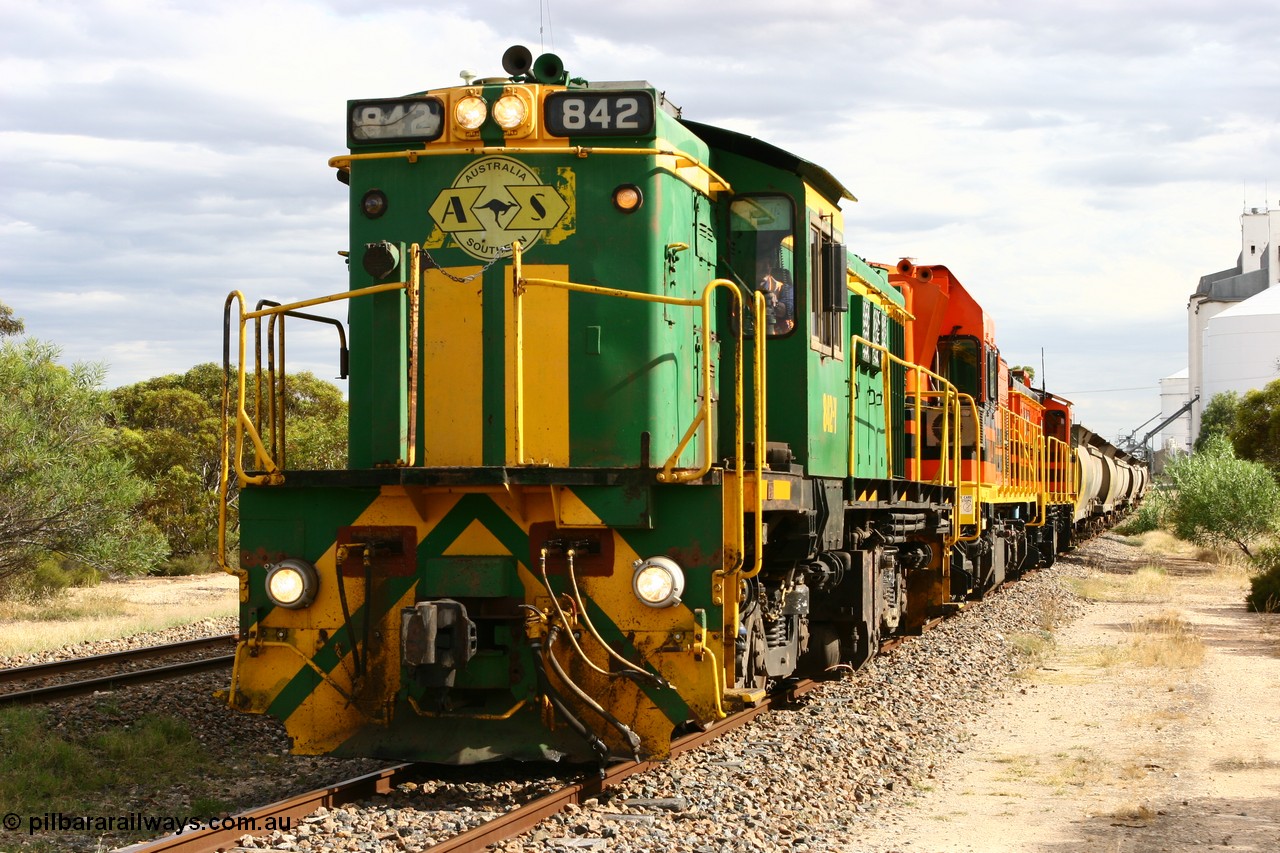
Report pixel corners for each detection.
[511,241,766,579]
[848,334,982,547]
[217,276,414,575]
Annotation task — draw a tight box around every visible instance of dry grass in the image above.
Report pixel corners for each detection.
[1067,565,1173,603]
[1008,631,1055,676]
[1211,755,1280,772]
[992,753,1041,781]
[1261,613,1280,657]
[1045,748,1110,789]
[1129,705,1190,731]
[1088,610,1206,671]
[994,748,1154,795]
[1133,530,1196,556]
[0,575,236,657]
[1109,802,1157,823]
[1128,611,1206,669]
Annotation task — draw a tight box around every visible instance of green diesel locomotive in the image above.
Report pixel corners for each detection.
[217,47,1143,765]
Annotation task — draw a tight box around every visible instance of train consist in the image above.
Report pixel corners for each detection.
[217,47,1146,765]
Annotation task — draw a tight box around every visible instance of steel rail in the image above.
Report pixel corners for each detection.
[116,680,823,853]
[0,634,236,687]
[114,764,417,853]
[113,524,1056,853]
[425,679,823,853]
[0,656,236,707]
[114,605,977,852]
[115,571,1022,853]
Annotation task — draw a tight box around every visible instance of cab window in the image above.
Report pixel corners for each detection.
[729,195,795,337]
[810,215,845,357]
[936,336,981,398]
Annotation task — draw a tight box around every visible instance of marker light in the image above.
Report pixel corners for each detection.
[492,94,528,129]
[613,184,643,213]
[265,559,319,609]
[361,189,387,219]
[454,95,488,130]
[632,556,685,608]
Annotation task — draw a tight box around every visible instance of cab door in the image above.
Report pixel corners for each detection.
[805,209,849,478]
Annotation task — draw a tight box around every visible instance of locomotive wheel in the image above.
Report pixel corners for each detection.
[799,622,841,675]
[735,607,768,690]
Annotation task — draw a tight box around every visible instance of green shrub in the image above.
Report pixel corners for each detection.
[1247,546,1280,612]
[148,552,220,577]
[0,556,101,601]
[1164,437,1280,558]
[1115,489,1168,535]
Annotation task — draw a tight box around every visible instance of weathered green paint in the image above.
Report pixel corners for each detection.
[342,104,715,473]
[567,482,653,529]
[238,484,382,618]
[266,577,415,720]
[423,555,522,598]
[481,266,506,466]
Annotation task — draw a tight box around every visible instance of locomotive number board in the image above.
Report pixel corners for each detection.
[349,98,444,143]
[544,91,655,136]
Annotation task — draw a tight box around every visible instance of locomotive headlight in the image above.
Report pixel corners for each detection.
[632,556,685,608]
[491,94,528,129]
[454,95,488,130]
[265,559,318,609]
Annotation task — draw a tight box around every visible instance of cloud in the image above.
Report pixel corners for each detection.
[3,0,1279,445]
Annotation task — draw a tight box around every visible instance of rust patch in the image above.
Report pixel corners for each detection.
[239,547,293,571]
[665,541,723,572]
[529,521,615,577]
[338,525,417,577]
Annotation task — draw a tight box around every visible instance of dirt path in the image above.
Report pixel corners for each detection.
[848,540,1280,853]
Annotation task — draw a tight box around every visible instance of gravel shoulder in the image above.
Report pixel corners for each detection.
[846,538,1280,853]
[6,535,1278,853]
[0,573,238,662]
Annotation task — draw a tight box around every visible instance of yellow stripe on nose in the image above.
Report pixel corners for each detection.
[423,266,485,465]
[506,264,570,467]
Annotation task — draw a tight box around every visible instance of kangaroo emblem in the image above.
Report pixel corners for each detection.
[476,198,518,224]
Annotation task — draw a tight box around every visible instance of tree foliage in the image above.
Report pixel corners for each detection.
[1229,379,1280,473]
[0,339,167,588]
[109,365,347,570]
[1163,435,1280,558]
[0,300,23,338]
[1194,390,1239,453]
[279,372,349,470]
[111,367,225,563]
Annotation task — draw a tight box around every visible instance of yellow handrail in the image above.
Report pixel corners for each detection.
[330,145,732,195]
[218,278,413,578]
[746,289,766,580]
[951,392,982,546]
[511,246,754,483]
[847,334,985,550]
[849,334,968,484]
[511,242,765,580]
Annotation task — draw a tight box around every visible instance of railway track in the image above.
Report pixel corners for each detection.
[103,561,1078,853]
[0,634,236,706]
[117,678,825,853]
[111,621,948,852]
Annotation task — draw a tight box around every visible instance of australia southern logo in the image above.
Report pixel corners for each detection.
[428,157,570,261]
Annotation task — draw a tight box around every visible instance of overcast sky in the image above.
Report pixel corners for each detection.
[4,0,1279,444]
